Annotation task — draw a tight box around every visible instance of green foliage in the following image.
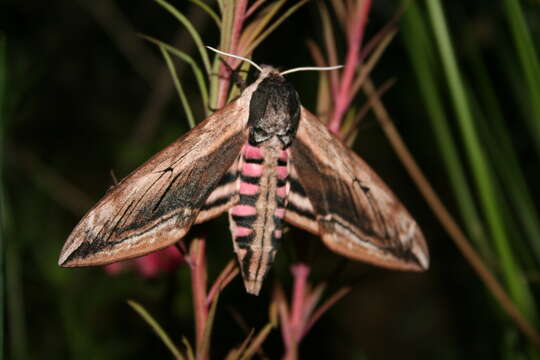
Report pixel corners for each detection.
[402,0,540,354]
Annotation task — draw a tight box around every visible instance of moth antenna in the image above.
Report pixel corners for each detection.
[280,65,343,76]
[206,46,262,72]
[110,169,119,185]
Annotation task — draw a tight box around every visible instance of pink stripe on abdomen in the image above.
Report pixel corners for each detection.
[277,165,287,179]
[239,181,260,195]
[243,144,264,160]
[274,208,285,219]
[231,204,257,216]
[276,185,287,198]
[235,226,253,237]
[243,163,263,177]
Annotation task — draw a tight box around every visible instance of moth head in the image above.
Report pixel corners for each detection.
[205,46,343,148]
[248,68,300,148]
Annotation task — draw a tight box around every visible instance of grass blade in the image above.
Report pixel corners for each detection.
[239,0,286,53]
[502,0,540,156]
[189,0,221,27]
[0,33,5,360]
[155,0,211,75]
[2,34,29,360]
[128,300,184,360]
[182,337,195,360]
[245,0,308,55]
[159,46,195,128]
[426,0,537,322]
[464,34,540,264]
[401,4,488,254]
[141,34,209,116]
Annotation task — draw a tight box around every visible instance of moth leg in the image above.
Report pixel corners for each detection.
[207,60,248,112]
[218,58,249,90]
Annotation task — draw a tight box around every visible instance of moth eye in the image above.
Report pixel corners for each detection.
[255,127,268,136]
[279,135,292,147]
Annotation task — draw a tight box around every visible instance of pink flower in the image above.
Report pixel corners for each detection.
[104,245,184,278]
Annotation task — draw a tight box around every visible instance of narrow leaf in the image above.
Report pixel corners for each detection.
[239,324,273,360]
[245,0,309,55]
[426,0,536,322]
[128,300,184,360]
[198,291,220,360]
[142,34,209,116]
[159,46,196,128]
[182,337,195,360]
[238,0,286,53]
[189,0,221,27]
[155,0,211,74]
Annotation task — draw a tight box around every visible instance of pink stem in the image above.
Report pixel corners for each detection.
[303,286,351,337]
[290,264,310,341]
[216,0,248,109]
[279,300,292,350]
[206,260,237,305]
[230,0,248,53]
[245,0,265,20]
[189,238,208,352]
[328,0,372,134]
[274,286,292,350]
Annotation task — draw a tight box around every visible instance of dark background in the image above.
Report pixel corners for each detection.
[2,1,538,359]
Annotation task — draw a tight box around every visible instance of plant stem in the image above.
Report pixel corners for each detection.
[328,0,372,133]
[189,238,208,357]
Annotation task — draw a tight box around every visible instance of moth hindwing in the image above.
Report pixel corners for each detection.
[59,65,429,296]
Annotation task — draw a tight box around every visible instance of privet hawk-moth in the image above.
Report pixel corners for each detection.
[59,59,429,295]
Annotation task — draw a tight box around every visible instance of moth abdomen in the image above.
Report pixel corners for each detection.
[228,142,290,295]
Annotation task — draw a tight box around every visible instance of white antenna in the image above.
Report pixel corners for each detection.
[206,46,262,72]
[280,65,343,76]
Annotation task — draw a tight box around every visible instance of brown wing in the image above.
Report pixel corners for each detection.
[286,107,429,271]
[58,99,249,267]
[285,165,319,234]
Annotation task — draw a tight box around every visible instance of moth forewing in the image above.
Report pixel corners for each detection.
[58,94,250,267]
[283,168,319,234]
[288,107,429,271]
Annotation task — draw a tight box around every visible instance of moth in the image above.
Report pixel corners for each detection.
[59,50,429,295]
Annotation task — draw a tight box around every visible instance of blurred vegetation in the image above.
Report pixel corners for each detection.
[2,0,540,359]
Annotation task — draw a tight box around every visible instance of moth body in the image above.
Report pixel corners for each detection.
[229,142,290,295]
[58,64,429,296]
[228,71,300,294]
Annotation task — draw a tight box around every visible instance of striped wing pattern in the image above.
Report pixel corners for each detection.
[58,99,249,267]
[285,108,429,271]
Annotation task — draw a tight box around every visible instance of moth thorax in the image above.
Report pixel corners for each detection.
[248,74,300,148]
